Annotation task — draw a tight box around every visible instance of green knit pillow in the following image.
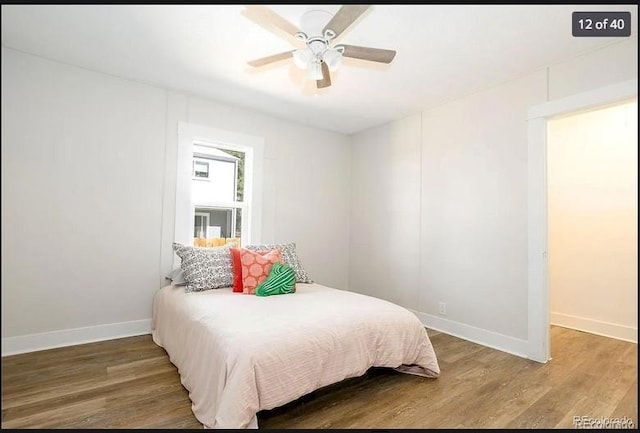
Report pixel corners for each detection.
[255,263,296,297]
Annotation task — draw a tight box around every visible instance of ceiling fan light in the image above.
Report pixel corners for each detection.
[307,61,323,80]
[322,49,343,72]
[292,49,310,69]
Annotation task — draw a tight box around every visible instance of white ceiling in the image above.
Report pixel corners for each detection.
[1,4,637,134]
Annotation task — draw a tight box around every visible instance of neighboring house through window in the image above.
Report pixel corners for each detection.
[175,122,264,263]
[194,212,211,238]
[193,159,210,178]
[191,145,242,245]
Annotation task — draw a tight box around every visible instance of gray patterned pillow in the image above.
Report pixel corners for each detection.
[245,242,312,283]
[173,243,234,292]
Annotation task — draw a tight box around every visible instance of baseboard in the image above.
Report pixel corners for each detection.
[409,309,530,359]
[550,312,637,343]
[1,319,152,357]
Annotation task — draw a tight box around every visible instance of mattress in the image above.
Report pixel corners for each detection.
[152,283,440,428]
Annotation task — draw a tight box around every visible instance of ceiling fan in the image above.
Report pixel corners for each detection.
[245,5,396,89]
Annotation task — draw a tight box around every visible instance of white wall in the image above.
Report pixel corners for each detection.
[350,114,422,310]
[548,100,638,342]
[349,37,637,357]
[1,47,350,354]
[1,47,167,341]
[420,70,547,342]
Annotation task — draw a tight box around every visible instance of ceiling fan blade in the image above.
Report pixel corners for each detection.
[323,5,370,38]
[248,51,294,67]
[243,5,303,38]
[316,62,331,89]
[338,44,396,64]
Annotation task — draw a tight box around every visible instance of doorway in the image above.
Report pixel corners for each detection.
[547,100,637,353]
[526,79,637,363]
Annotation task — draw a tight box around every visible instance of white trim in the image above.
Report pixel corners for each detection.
[528,79,638,120]
[176,122,264,265]
[193,200,247,209]
[550,313,637,344]
[410,309,529,359]
[527,116,550,363]
[526,78,637,363]
[1,319,152,357]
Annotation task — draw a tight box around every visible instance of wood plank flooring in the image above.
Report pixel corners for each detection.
[2,326,636,429]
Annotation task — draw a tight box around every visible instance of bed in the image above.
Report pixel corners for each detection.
[151,282,440,429]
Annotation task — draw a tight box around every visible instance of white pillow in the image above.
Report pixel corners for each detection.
[165,268,186,286]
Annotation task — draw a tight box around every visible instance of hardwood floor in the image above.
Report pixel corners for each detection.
[2,326,636,429]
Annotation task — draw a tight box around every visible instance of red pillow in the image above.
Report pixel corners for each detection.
[240,249,282,294]
[231,248,243,292]
[231,247,283,293]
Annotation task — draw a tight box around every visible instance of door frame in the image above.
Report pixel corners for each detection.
[526,79,637,363]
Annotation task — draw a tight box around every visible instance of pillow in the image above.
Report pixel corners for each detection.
[255,263,296,297]
[240,248,282,294]
[172,242,233,292]
[230,248,243,293]
[165,268,186,286]
[245,242,312,283]
[231,247,275,293]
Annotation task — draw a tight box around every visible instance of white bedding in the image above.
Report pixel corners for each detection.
[152,283,440,429]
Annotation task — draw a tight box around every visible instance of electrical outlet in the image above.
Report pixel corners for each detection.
[438,302,447,315]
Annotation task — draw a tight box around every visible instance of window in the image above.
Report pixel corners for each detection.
[191,146,244,247]
[193,159,210,179]
[175,122,264,258]
[194,212,210,238]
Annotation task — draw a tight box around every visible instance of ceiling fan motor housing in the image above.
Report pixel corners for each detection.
[299,9,333,38]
